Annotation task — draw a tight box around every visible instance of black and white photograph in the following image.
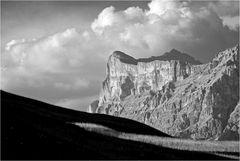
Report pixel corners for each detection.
[1,0,239,160]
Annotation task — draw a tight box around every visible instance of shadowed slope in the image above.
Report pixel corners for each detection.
[1,90,170,137]
[1,90,236,160]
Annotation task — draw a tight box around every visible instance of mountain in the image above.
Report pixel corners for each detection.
[1,90,239,159]
[90,45,239,141]
[109,49,202,65]
[137,49,202,65]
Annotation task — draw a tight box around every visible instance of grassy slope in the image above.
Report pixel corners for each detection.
[1,90,239,160]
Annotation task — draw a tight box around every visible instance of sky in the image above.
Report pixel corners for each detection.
[1,0,239,111]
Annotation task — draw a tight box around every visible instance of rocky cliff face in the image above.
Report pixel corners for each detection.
[98,50,200,107]
[90,44,239,141]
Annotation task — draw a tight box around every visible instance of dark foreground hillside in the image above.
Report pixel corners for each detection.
[1,90,238,160]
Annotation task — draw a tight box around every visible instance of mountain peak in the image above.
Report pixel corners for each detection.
[96,45,239,141]
[112,50,128,57]
[137,49,201,65]
[110,51,138,65]
[109,49,201,65]
[169,48,179,53]
[160,49,202,64]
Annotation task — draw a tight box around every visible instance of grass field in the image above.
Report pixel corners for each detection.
[74,122,240,159]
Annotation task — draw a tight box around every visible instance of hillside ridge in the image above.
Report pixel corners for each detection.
[3,90,237,159]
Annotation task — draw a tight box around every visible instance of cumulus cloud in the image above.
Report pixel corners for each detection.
[147,0,183,16]
[1,23,113,111]
[91,0,238,61]
[91,6,116,35]
[91,5,146,36]
[1,28,111,113]
[2,27,111,88]
[2,0,239,111]
[3,28,80,73]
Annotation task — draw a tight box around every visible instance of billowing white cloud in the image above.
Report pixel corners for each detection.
[3,28,80,73]
[147,0,182,16]
[1,27,112,92]
[91,6,116,35]
[1,0,239,111]
[91,0,238,60]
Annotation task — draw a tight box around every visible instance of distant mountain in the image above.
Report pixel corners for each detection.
[90,44,239,141]
[138,49,202,65]
[3,90,236,160]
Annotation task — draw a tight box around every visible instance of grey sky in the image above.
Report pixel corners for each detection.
[2,1,149,46]
[1,0,239,111]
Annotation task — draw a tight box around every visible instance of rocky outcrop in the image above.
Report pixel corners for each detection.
[87,100,99,113]
[90,44,239,140]
[219,101,240,140]
[98,50,200,107]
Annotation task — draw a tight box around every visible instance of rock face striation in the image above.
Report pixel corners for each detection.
[90,44,239,140]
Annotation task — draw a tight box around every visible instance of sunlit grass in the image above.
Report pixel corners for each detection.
[73,122,239,154]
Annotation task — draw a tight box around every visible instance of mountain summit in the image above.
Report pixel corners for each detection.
[89,44,239,141]
[110,49,201,65]
[138,49,202,65]
[111,51,138,65]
